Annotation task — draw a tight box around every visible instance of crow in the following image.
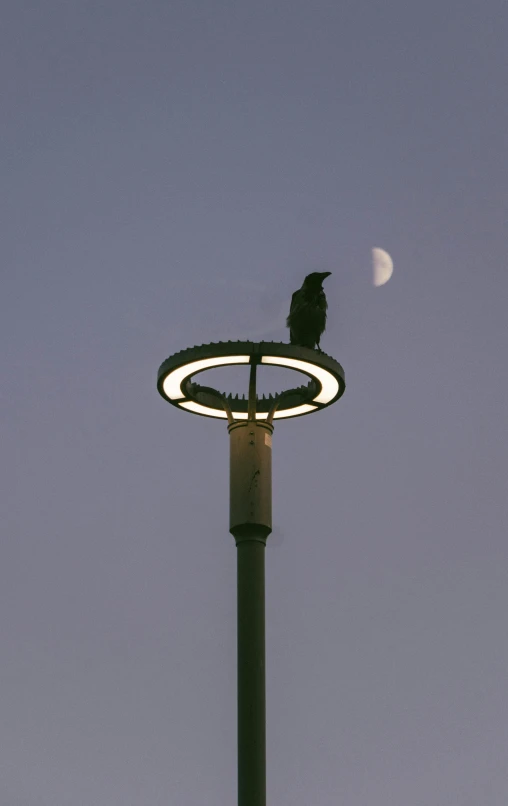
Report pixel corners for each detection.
[286,271,332,350]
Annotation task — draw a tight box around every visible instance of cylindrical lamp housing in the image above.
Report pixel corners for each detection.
[229,420,273,543]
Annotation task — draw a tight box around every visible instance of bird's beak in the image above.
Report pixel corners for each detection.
[320,272,332,280]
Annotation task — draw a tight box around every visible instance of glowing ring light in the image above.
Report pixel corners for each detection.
[157,341,345,421]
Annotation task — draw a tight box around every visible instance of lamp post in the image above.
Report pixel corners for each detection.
[157,341,345,806]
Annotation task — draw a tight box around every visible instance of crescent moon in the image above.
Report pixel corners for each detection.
[372,247,393,287]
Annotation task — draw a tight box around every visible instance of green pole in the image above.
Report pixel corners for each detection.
[236,535,266,806]
[229,416,273,806]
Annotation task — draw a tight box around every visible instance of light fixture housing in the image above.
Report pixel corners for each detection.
[157,342,345,421]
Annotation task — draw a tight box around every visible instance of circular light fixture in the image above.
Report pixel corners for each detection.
[157,341,345,421]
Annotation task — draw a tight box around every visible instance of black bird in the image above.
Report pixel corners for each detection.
[286,271,332,350]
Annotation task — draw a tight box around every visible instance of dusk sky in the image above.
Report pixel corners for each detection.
[2,1,508,804]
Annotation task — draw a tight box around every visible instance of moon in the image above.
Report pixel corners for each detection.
[372,247,393,286]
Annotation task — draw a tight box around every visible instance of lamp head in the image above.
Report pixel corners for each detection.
[157,341,345,421]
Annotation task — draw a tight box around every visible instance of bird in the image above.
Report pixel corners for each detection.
[286,271,332,350]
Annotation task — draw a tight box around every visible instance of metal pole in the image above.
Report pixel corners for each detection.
[229,414,273,806]
[236,535,266,806]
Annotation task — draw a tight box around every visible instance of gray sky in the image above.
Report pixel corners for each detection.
[1,1,507,803]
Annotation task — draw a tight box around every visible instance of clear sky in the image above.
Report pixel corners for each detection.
[1,1,507,804]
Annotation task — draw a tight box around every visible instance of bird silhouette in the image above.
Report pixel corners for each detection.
[286,271,331,350]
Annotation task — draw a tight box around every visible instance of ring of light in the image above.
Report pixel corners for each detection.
[157,342,345,421]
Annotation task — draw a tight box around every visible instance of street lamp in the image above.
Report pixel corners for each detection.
[157,340,345,806]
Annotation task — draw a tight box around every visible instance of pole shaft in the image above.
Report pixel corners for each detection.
[237,538,266,806]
